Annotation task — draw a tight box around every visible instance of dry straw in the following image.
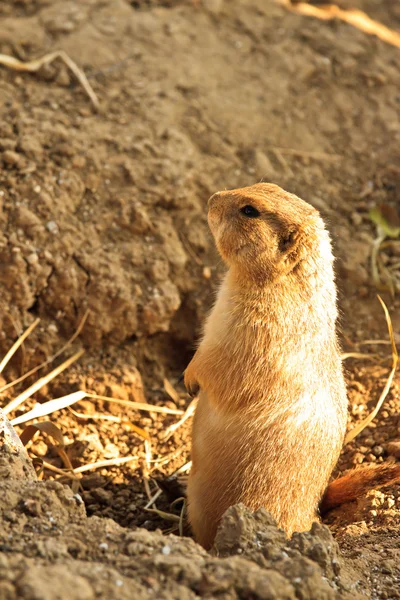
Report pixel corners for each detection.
[345,296,398,444]
[0,51,99,109]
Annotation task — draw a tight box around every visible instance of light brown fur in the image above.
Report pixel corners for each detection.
[185,183,400,550]
[185,183,348,549]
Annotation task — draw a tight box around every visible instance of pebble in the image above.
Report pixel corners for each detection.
[386,440,400,459]
[26,253,39,265]
[203,266,212,279]
[46,220,59,234]
[2,150,20,166]
[372,445,384,457]
[352,452,365,465]
[99,542,108,552]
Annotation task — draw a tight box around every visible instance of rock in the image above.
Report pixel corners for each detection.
[386,440,400,458]
[19,565,94,600]
[0,408,36,481]
[2,150,21,167]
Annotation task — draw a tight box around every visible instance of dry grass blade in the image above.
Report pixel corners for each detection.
[0,311,89,395]
[73,456,138,474]
[0,318,40,375]
[0,52,99,110]
[11,391,87,426]
[163,378,180,404]
[86,393,184,415]
[144,508,181,523]
[5,349,85,416]
[130,423,151,441]
[19,421,74,473]
[174,461,192,475]
[179,500,186,537]
[277,0,400,49]
[68,406,121,423]
[143,440,153,500]
[345,296,398,444]
[19,421,65,447]
[160,398,197,440]
[12,388,183,426]
[341,352,380,361]
[358,340,391,346]
[42,460,80,481]
[144,488,162,509]
[149,447,185,467]
[68,405,150,440]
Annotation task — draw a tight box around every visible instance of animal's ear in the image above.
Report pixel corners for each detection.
[279,226,301,254]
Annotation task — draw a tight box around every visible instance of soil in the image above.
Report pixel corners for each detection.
[0,0,399,598]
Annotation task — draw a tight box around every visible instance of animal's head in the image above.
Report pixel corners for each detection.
[208,183,330,284]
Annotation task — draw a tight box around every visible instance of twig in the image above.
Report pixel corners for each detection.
[86,393,184,415]
[160,398,197,440]
[144,488,163,509]
[143,440,153,501]
[0,318,40,374]
[341,352,380,361]
[68,406,121,423]
[4,350,84,415]
[276,1,400,50]
[173,461,192,476]
[0,311,89,395]
[345,296,398,444]
[73,456,138,474]
[163,378,181,404]
[144,508,180,523]
[179,500,186,537]
[0,51,99,110]
[42,460,80,481]
[358,340,392,346]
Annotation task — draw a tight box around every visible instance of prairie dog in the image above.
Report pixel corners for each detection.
[185,183,400,550]
[185,183,348,548]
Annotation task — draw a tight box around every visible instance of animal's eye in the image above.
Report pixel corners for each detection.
[240,205,260,218]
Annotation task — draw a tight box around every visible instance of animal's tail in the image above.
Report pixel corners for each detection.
[320,464,400,514]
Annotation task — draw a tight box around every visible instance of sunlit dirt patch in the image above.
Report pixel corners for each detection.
[277,0,400,49]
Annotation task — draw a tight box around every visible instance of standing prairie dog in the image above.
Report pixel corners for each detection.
[185,183,400,550]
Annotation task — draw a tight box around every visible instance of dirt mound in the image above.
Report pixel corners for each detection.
[0,431,364,600]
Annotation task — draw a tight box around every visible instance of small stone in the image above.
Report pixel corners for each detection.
[46,221,59,234]
[26,253,39,265]
[161,545,171,556]
[99,542,108,552]
[203,266,212,279]
[72,155,87,169]
[372,445,384,457]
[381,559,395,574]
[2,150,20,166]
[386,440,400,458]
[351,212,363,226]
[55,67,71,87]
[351,452,365,465]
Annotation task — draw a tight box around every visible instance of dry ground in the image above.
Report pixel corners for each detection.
[0,0,399,598]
